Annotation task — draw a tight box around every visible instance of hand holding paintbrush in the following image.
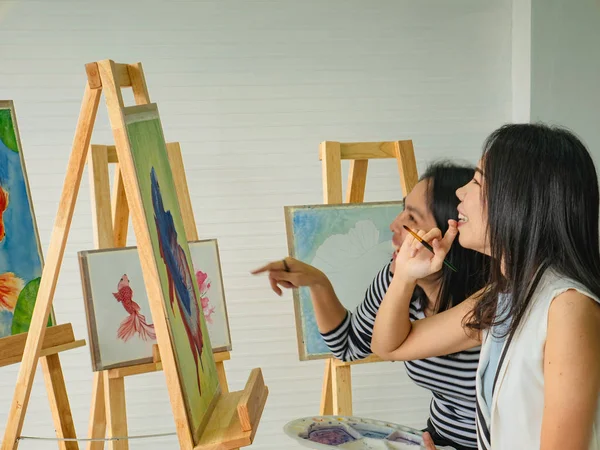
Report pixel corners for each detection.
[402,225,458,272]
[392,221,459,282]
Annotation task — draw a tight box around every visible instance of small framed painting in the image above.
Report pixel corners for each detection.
[78,239,232,371]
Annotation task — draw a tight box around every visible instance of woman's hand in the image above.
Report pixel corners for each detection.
[394,220,459,283]
[421,431,438,449]
[251,257,328,296]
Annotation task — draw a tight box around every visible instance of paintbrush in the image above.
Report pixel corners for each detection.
[402,225,458,272]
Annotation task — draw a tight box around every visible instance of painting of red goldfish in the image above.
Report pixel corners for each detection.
[112,274,156,342]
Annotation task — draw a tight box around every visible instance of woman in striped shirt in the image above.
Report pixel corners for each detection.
[253,161,491,450]
[372,124,600,450]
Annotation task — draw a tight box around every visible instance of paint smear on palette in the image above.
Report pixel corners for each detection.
[386,431,422,446]
[347,422,393,440]
[307,426,357,445]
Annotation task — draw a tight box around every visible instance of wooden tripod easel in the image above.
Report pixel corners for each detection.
[0,59,267,450]
[0,100,86,450]
[318,140,419,416]
[85,142,235,449]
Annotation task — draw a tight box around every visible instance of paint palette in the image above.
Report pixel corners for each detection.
[283,416,456,450]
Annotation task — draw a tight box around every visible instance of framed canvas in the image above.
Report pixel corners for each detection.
[121,103,220,442]
[0,101,55,339]
[285,201,404,360]
[78,239,232,371]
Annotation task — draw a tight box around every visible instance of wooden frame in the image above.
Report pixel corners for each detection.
[0,60,267,450]
[0,100,58,330]
[0,100,85,450]
[317,140,419,417]
[85,142,238,450]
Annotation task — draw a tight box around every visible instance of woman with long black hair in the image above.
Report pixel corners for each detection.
[373,123,600,449]
[253,161,491,450]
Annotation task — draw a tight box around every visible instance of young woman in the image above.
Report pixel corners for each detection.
[252,161,491,450]
[372,123,600,450]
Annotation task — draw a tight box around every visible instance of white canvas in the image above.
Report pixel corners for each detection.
[285,201,403,360]
[78,239,232,371]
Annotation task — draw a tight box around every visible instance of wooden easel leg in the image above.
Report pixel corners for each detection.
[103,372,128,450]
[1,83,102,450]
[86,372,106,450]
[111,167,129,246]
[394,141,419,197]
[216,361,230,395]
[319,359,334,415]
[331,362,352,416]
[346,160,368,203]
[41,354,79,450]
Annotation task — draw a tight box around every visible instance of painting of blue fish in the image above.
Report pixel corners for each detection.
[123,103,219,443]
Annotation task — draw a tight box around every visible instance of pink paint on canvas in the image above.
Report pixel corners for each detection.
[112,274,156,342]
[196,270,215,324]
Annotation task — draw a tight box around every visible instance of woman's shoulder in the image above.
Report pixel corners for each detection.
[537,268,600,307]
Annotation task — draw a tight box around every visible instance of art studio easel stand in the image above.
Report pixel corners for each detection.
[85,141,237,450]
[0,101,88,450]
[318,140,419,416]
[1,59,267,450]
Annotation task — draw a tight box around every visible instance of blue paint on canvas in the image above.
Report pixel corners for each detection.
[0,134,44,337]
[287,202,403,358]
[0,140,42,280]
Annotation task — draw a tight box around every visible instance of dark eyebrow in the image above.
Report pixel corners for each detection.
[475,167,484,177]
[402,197,425,220]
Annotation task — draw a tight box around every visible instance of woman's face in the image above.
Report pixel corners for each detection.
[455,160,490,255]
[389,179,437,256]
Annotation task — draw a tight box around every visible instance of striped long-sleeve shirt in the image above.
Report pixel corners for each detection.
[320,261,480,449]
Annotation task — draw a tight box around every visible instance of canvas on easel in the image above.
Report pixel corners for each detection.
[121,103,221,440]
[0,101,56,336]
[0,60,267,450]
[284,201,404,360]
[311,140,419,417]
[84,141,238,450]
[78,238,233,370]
[0,101,85,450]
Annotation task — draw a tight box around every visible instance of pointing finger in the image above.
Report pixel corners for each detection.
[251,261,277,275]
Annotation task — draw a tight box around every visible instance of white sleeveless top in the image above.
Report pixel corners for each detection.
[475,269,600,449]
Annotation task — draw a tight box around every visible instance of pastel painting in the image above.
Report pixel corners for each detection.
[285,201,403,360]
[124,103,219,442]
[78,247,158,371]
[0,101,53,339]
[78,240,232,371]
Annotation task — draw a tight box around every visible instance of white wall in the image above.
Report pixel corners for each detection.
[0,1,512,448]
[511,0,532,122]
[530,0,600,160]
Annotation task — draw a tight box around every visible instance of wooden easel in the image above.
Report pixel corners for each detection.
[85,141,235,449]
[0,59,267,450]
[317,140,419,416]
[0,100,87,450]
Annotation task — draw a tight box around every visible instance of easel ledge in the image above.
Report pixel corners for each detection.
[0,324,85,368]
[152,345,269,450]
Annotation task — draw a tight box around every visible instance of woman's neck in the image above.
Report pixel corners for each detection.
[417,276,442,316]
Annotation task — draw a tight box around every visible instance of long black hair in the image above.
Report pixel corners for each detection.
[413,161,491,314]
[464,123,600,338]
